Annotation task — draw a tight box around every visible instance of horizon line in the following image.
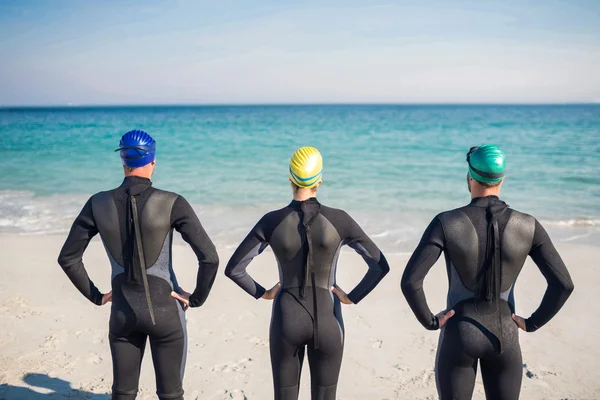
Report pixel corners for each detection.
[2,102,600,109]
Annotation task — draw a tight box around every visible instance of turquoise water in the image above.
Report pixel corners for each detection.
[1,105,599,249]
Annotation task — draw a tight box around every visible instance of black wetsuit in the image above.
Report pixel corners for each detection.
[225,198,389,400]
[58,176,219,400]
[401,196,574,400]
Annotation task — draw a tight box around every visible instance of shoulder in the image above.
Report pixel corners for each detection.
[319,204,352,221]
[506,207,536,222]
[150,187,181,201]
[259,205,295,225]
[319,205,359,236]
[148,188,184,213]
[90,190,114,207]
[91,189,114,199]
[436,207,466,224]
[505,208,539,243]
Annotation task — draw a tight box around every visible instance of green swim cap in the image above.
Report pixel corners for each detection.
[466,144,506,184]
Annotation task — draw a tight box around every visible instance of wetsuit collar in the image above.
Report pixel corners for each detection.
[289,197,319,209]
[120,176,152,196]
[120,176,152,187]
[470,195,503,208]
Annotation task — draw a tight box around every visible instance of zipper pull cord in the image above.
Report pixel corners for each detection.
[493,218,503,354]
[130,196,156,326]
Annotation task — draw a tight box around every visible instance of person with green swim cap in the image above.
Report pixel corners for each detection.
[225,146,389,400]
[401,144,574,400]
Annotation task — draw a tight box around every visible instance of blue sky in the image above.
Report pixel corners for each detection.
[1,0,599,105]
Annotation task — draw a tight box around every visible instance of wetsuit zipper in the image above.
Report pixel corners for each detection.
[130,195,156,326]
[305,224,320,349]
[477,202,506,353]
[298,213,321,349]
[493,219,503,353]
[300,223,308,299]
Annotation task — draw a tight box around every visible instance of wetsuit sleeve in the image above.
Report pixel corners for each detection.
[341,212,390,304]
[401,216,445,330]
[525,219,574,332]
[224,216,271,299]
[171,196,220,308]
[57,197,104,305]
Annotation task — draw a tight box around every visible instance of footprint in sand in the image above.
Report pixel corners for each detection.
[41,335,60,348]
[217,313,228,321]
[240,310,258,320]
[369,338,383,349]
[355,315,372,329]
[199,329,214,337]
[88,353,102,365]
[1,296,41,319]
[0,333,16,346]
[211,389,247,399]
[420,370,434,385]
[399,369,435,388]
[211,358,253,373]
[522,363,537,379]
[92,331,107,345]
[522,364,550,387]
[393,364,409,372]
[247,336,268,347]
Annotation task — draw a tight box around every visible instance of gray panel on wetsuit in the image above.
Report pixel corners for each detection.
[499,210,535,292]
[146,232,175,288]
[309,214,343,289]
[438,210,479,292]
[269,211,304,289]
[140,190,178,268]
[105,244,125,280]
[92,191,124,266]
[446,260,475,309]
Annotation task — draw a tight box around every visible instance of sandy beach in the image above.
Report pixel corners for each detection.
[0,234,597,399]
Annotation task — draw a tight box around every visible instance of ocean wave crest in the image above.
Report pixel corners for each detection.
[541,217,600,227]
[0,191,88,234]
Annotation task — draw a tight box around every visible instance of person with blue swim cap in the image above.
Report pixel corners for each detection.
[226,146,390,400]
[402,144,574,400]
[116,129,157,170]
[58,130,219,400]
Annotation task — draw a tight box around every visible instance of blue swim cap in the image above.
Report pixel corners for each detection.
[115,130,156,168]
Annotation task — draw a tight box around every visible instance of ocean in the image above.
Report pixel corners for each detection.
[1,105,599,251]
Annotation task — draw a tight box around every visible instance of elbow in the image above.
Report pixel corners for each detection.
[208,253,220,269]
[552,276,574,298]
[563,279,575,297]
[205,247,219,268]
[224,263,235,279]
[400,278,417,298]
[377,253,390,276]
[380,262,390,277]
[57,253,69,270]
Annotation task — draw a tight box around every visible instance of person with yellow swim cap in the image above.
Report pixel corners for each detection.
[288,146,323,189]
[225,146,390,400]
[401,144,574,400]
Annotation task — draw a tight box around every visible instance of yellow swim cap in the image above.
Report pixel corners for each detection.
[289,147,323,188]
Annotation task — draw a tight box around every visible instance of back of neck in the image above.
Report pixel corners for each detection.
[471,188,501,199]
[124,171,152,180]
[293,188,317,202]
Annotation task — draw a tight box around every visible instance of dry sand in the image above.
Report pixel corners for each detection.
[0,234,598,399]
